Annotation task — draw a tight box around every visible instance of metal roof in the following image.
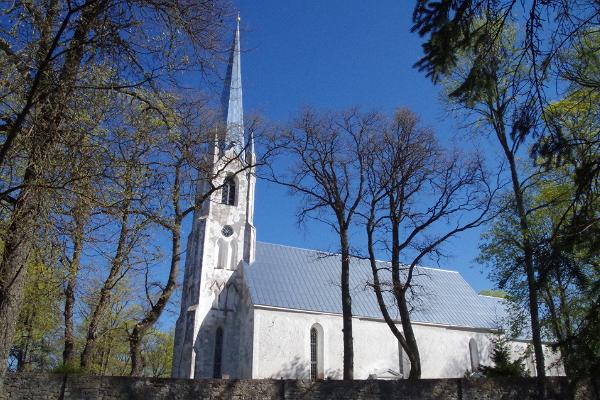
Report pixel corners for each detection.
[244,242,508,330]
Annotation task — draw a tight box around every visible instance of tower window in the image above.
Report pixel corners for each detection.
[221,176,236,205]
[213,327,223,378]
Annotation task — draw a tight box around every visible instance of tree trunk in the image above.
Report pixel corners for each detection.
[80,199,130,370]
[130,218,181,376]
[0,1,101,378]
[388,199,422,380]
[0,171,40,377]
[129,164,182,377]
[129,330,144,377]
[339,226,354,380]
[63,208,87,366]
[397,294,421,379]
[16,309,35,372]
[497,128,546,397]
[366,221,414,378]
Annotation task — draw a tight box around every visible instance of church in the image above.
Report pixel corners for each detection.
[171,19,561,381]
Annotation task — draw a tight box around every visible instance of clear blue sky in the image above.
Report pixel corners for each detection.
[227,0,496,292]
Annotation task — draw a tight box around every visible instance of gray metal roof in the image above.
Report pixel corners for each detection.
[244,242,508,330]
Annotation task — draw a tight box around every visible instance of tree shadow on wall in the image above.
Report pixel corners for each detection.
[274,355,308,379]
[440,354,470,378]
[324,368,342,380]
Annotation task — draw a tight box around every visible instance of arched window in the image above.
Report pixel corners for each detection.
[225,284,238,311]
[213,327,223,378]
[310,328,318,380]
[216,239,228,269]
[229,241,238,270]
[310,324,324,380]
[469,338,480,371]
[212,290,220,309]
[221,176,236,205]
[218,290,227,310]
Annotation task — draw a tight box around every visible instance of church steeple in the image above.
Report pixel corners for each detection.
[221,15,244,154]
[172,15,255,380]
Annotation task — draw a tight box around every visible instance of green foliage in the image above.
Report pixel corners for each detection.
[51,363,86,374]
[540,30,600,192]
[479,336,527,378]
[142,330,174,378]
[78,279,139,376]
[9,254,63,372]
[445,17,600,379]
[479,176,600,378]
[478,289,506,298]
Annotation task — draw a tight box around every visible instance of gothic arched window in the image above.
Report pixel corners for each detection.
[229,240,237,270]
[213,327,223,378]
[225,284,238,311]
[310,324,324,380]
[221,176,236,205]
[216,239,228,270]
[469,338,480,371]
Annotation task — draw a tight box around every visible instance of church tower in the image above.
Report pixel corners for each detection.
[172,16,256,379]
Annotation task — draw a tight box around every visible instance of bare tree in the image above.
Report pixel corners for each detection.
[361,108,496,379]
[266,108,377,380]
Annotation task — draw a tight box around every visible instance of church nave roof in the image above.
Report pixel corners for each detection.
[245,242,507,331]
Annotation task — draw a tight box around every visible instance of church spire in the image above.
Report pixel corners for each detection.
[221,15,244,155]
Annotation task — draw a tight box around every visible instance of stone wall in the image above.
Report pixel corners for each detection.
[2,373,598,400]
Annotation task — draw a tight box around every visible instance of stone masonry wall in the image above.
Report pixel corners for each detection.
[2,373,599,400]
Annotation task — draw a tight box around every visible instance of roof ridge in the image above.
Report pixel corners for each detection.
[256,241,337,254]
[256,241,459,273]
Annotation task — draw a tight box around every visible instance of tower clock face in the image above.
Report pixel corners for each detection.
[221,225,234,237]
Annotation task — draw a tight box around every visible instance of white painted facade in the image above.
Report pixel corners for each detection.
[248,307,562,380]
[172,20,564,381]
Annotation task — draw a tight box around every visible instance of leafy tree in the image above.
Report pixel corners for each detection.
[412,16,600,383]
[0,0,232,378]
[9,253,62,372]
[77,277,138,375]
[479,336,527,378]
[499,31,600,380]
[440,23,551,387]
[480,169,600,380]
[412,1,599,98]
[141,330,174,378]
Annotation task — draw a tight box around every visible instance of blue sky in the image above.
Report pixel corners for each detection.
[224,0,496,292]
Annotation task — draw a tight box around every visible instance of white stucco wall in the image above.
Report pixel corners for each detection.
[251,306,563,380]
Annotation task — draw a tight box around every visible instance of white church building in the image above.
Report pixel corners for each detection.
[171,19,560,381]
